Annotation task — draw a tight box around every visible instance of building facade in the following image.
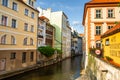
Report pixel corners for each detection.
[82,0,120,68]
[37,7,71,59]
[101,24,120,64]
[0,0,38,71]
[38,16,47,47]
[65,25,71,58]
[46,23,55,47]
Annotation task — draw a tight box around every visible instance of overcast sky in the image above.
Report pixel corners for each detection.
[36,0,90,33]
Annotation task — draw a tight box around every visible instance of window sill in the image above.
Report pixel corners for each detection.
[94,17,103,19]
[0,44,16,45]
[95,35,101,36]
[106,17,115,19]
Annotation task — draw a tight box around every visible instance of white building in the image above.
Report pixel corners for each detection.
[37,7,72,59]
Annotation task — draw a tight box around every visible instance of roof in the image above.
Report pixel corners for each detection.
[89,0,120,3]
[39,16,49,22]
[101,24,120,38]
[79,34,84,37]
[82,0,120,25]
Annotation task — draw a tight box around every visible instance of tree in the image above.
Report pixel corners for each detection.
[38,46,55,57]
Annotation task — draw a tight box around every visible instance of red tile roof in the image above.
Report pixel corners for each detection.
[39,16,49,21]
[89,0,120,3]
[101,24,120,38]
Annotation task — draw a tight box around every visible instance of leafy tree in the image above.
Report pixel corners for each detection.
[38,46,55,57]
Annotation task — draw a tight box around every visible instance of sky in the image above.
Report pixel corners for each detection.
[36,0,90,33]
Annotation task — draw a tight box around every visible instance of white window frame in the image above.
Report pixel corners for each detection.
[11,19,17,28]
[12,2,17,11]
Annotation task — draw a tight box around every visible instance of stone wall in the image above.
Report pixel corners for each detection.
[86,54,120,80]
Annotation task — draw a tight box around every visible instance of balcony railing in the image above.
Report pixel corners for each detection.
[38,34,43,38]
[38,26,44,30]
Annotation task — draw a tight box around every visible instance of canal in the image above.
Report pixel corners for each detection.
[6,56,82,80]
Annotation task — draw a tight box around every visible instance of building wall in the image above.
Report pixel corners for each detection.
[0,0,38,71]
[87,6,120,49]
[87,54,120,80]
[65,26,71,57]
[51,12,63,50]
[102,32,120,64]
[46,24,55,47]
[38,19,46,47]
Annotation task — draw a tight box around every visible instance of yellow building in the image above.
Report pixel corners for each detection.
[101,24,120,64]
[0,0,39,71]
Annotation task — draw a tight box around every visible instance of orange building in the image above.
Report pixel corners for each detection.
[82,0,120,68]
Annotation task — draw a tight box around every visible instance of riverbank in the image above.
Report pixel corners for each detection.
[75,69,90,80]
[0,56,71,80]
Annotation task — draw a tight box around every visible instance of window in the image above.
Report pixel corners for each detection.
[29,0,31,5]
[12,2,17,11]
[96,43,101,48]
[24,23,28,31]
[95,9,102,18]
[28,0,34,7]
[31,1,34,7]
[30,52,34,61]
[11,36,16,45]
[108,9,114,18]
[1,15,7,26]
[96,26,101,35]
[11,52,16,59]
[31,25,34,32]
[11,19,16,28]
[25,9,29,16]
[30,38,33,45]
[31,12,34,18]
[1,35,6,44]
[105,39,109,46]
[22,52,26,63]
[96,41,101,48]
[2,0,8,7]
[23,38,27,45]
[108,26,113,29]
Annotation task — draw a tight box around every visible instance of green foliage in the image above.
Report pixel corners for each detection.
[105,56,113,61]
[38,46,55,57]
[54,48,62,54]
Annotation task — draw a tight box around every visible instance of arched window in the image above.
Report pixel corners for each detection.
[23,37,27,45]
[30,38,33,45]
[11,36,16,44]
[1,35,6,44]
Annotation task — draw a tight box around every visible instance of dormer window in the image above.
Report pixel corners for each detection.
[28,0,34,7]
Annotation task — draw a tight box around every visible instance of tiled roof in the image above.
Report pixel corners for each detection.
[39,16,49,21]
[89,0,120,3]
[101,24,120,38]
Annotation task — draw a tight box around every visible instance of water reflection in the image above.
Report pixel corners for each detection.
[8,56,82,80]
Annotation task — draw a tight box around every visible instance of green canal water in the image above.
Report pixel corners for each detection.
[7,56,82,80]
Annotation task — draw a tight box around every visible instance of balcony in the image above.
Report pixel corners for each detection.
[38,34,43,38]
[38,26,44,30]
